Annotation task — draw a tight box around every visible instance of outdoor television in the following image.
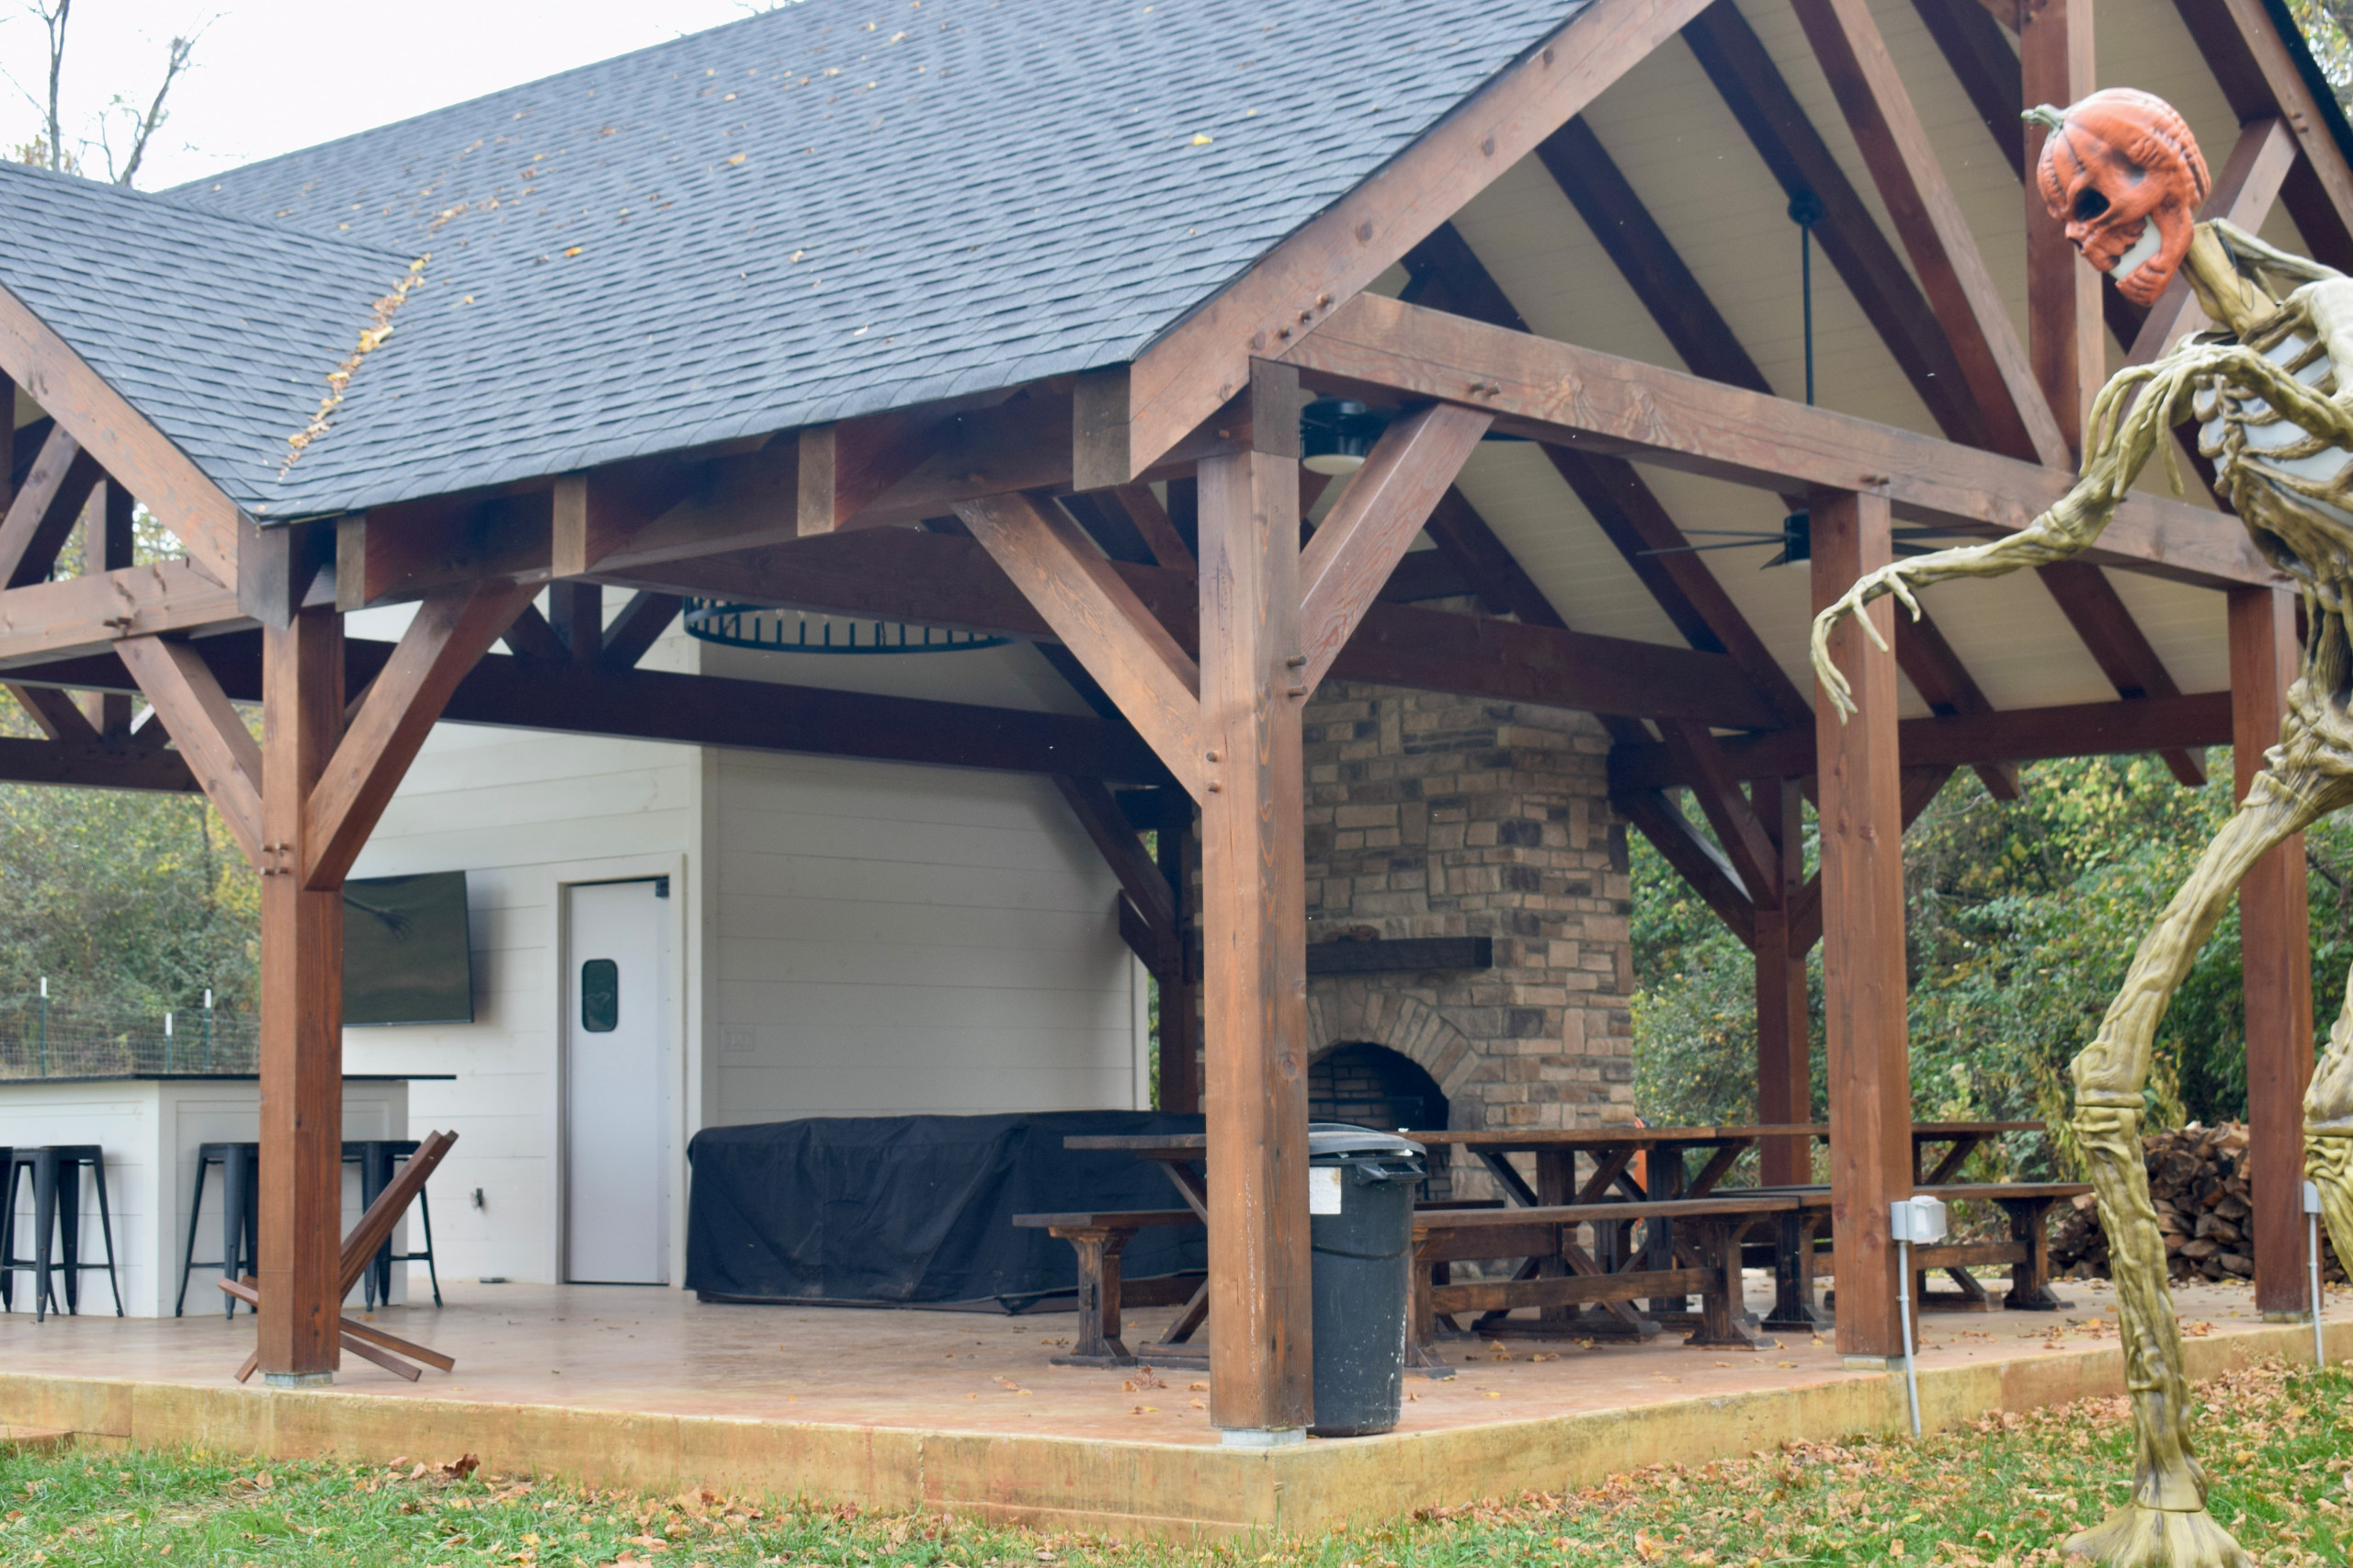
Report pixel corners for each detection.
[342,871,474,1027]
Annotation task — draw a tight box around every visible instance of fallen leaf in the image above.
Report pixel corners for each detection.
[1190,133,1212,145]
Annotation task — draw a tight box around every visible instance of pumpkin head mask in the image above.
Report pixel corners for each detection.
[2028,88,2210,306]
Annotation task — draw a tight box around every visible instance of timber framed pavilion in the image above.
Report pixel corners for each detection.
[0,0,2340,1496]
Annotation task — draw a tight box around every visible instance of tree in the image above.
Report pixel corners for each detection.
[8,0,204,187]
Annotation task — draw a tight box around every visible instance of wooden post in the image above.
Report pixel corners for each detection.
[1811,488,1912,1359]
[1155,791,1200,1115]
[1197,360,1313,1437]
[2019,0,2099,458]
[256,605,346,1381]
[81,482,135,737]
[1755,778,1812,1186]
[2229,585,2313,1319]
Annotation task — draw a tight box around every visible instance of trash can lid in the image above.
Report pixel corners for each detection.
[1307,1122,1427,1162]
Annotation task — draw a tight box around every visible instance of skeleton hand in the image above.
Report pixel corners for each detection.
[1809,562,1925,720]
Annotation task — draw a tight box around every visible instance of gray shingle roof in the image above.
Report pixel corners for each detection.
[4,0,1588,519]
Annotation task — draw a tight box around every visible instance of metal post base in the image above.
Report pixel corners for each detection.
[1218,1427,1306,1448]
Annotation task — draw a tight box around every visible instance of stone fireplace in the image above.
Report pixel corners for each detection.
[1301,679,1636,1134]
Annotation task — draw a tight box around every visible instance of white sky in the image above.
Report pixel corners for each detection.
[0,0,767,189]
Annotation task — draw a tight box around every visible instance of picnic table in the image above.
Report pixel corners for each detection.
[1046,1120,2069,1365]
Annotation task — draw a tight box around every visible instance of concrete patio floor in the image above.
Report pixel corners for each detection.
[0,1272,2338,1535]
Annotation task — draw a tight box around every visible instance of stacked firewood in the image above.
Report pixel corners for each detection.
[2047,1121,2346,1285]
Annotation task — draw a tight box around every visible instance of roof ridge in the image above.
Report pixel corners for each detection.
[0,159,414,269]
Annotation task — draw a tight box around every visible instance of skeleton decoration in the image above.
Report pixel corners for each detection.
[1813,90,2353,1568]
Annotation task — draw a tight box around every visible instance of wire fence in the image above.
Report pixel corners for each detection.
[0,998,258,1079]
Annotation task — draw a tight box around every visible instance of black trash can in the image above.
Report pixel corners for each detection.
[1306,1122,1426,1437]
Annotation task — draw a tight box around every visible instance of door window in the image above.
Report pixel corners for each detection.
[580,958,620,1032]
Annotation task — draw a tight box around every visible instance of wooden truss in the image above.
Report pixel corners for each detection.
[0,0,2333,1421]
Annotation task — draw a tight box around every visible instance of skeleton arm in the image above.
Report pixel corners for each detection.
[1810,336,2255,718]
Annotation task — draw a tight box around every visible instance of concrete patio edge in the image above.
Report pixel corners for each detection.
[0,1319,2342,1538]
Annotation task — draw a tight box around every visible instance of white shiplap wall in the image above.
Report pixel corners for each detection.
[341,603,1144,1287]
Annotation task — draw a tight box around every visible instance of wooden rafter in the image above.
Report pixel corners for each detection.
[0,427,103,588]
[1683,1,1991,450]
[955,490,1205,797]
[0,282,238,585]
[1054,774,1176,944]
[1399,218,1815,731]
[2171,0,2353,266]
[1657,721,1781,903]
[1892,613,2021,800]
[304,579,537,887]
[1609,783,1756,946]
[2019,0,2099,454]
[1281,291,2275,587]
[600,590,682,670]
[549,581,602,665]
[1295,403,1491,689]
[797,414,943,537]
[1109,484,1193,571]
[498,600,569,662]
[0,732,194,791]
[1788,0,2066,466]
[115,634,264,864]
[1108,0,1718,478]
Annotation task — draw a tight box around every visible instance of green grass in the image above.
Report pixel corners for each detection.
[1,1359,2347,1567]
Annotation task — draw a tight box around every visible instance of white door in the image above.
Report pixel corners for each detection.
[564,879,671,1283]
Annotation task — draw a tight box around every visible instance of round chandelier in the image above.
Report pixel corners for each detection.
[681,600,1013,654]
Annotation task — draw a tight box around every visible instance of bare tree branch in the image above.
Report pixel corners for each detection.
[104,23,199,187]
[39,0,69,173]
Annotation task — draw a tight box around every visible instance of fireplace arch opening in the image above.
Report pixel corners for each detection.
[1307,1041,1449,1133]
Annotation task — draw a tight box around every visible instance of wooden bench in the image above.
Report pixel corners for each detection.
[1011,1209,1204,1367]
[1411,1193,1829,1357]
[1734,1180,2089,1326]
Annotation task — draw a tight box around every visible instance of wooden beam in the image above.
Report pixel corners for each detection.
[2127,117,2299,367]
[2167,0,2353,270]
[1394,217,1814,728]
[2232,583,2313,1317]
[1110,484,1194,572]
[1296,403,1490,688]
[1196,424,1313,1434]
[1911,0,2023,174]
[2018,0,2099,456]
[0,427,103,589]
[609,528,1784,729]
[2035,562,2209,787]
[338,490,553,611]
[1055,775,1176,941]
[1420,486,1556,624]
[549,460,703,581]
[549,581,602,665]
[304,580,536,888]
[257,605,343,1378]
[797,415,939,537]
[1608,782,1757,947]
[7,681,95,743]
[1812,486,1912,1360]
[497,600,569,663]
[114,634,264,866]
[1683,0,1993,451]
[1754,778,1811,1185]
[600,590,682,670]
[1116,0,1715,476]
[1282,291,2278,587]
[1788,0,2066,467]
[81,480,134,741]
[1892,612,2020,800]
[1657,722,1780,904]
[0,732,195,791]
[0,281,238,584]
[1612,689,2232,785]
[1154,791,1199,1112]
[957,491,1204,798]
[1535,118,1779,394]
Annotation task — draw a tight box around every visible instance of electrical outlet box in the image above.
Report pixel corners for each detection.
[1889,1194,1949,1244]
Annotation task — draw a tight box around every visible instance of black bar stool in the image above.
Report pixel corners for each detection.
[175,1142,259,1318]
[342,1140,441,1309]
[4,1146,121,1320]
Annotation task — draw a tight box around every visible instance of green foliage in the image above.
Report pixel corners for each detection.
[2290,0,2353,115]
[0,700,256,1019]
[1631,749,2353,1178]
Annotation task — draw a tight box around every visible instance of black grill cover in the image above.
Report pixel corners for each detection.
[685,1110,1207,1306]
